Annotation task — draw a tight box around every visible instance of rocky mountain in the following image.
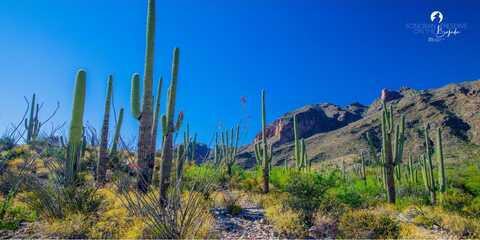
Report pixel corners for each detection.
[237,80,480,168]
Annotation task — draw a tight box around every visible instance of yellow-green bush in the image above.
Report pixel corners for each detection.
[42,213,92,239]
[89,188,144,239]
[338,209,399,239]
[265,203,306,238]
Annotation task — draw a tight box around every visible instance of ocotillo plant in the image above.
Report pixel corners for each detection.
[110,108,124,157]
[254,90,272,194]
[422,123,436,205]
[380,102,405,203]
[436,127,446,194]
[97,76,113,183]
[65,70,86,184]
[293,114,309,171]
[159,48,181,205]
[216,125,240,176]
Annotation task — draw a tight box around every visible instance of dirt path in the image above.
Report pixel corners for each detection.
[211,199,278,239]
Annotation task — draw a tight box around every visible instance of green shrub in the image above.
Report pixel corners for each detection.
[0,203,36,230]
[441,188,473,212]
[183,164,224,190]
[338,209,400,239]
[284,170,334,225]
[464,197,480,218]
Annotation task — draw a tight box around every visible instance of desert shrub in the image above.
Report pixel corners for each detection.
[450,165,480,196]
[183,164,224,191]
[284,171,334,224]
[88,188,144,239]
[464,197,480,218]
[121,183,215,239]
[0,200,36,230]
[212,191,242,216]
[309,211,337,239]
[412,206,442,228]
[22,177,103,219]
[0,136,15,152]
[327,186,363,208]
[441,188,473,212]
[338,209,399,239]
[269,167,294,191]
[440,213,480,238]
[42,213,92,239]
[265,203,306,238]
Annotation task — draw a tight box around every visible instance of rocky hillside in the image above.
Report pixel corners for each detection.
[237,80,480,168]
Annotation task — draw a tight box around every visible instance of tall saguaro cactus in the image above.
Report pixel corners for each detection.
[130,0,158,192]
[436,127,446,194]
[380,102,405,203]
[97,76,113,183]
[254,90,272,194]
[159,48,181,204]
[66,70,86,184]
[422,123,436,205]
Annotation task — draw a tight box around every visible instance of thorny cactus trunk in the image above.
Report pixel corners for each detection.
[380,102,405,204]
[159,48,180,205]
[66,70,86,184]
[254,90,272,194]
[131,0,156,192]
[97,76,113,184]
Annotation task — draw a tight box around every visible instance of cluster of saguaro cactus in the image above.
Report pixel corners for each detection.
[213,125,240,176]
[421,124,447,205]
[254,90,272,194]
[379,102,405,203]
[293,114,310,171]
[65,70,86,184]
[406,154,419,185]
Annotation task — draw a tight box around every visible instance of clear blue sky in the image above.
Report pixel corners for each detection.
[0,0,479,146]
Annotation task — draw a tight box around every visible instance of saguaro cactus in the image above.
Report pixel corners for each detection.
[66,70,86,184]
[130,0,161,191]
[110,108,124,157]
[97,76,113,183]
[436,127,446,194]
[422,123,436,205]
[380,102,405,203]
[293,114,309,171]
[254,90,272,194]
[159,48,181,204]
[25,94,39,143]
[216,125,240,176]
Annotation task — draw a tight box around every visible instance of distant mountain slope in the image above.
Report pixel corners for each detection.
[237,80,480,168]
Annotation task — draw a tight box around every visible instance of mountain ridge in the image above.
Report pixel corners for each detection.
[237,79,480,168]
